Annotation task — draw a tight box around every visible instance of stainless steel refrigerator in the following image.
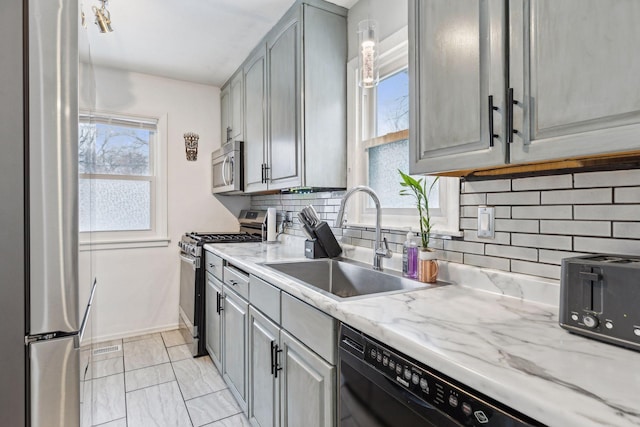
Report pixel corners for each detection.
[0,0,91,425]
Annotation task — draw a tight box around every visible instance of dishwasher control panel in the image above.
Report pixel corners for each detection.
[349,332,543,427]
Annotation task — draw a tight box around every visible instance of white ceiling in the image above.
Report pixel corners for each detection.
[83,0,357,86]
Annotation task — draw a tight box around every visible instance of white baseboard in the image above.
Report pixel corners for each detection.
[87,323,180,345]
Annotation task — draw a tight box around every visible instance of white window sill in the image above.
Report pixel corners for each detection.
[79,237,171,251]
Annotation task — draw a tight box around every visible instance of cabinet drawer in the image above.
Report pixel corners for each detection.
[205,251,224,280]
[281,293,337,364]
[224,266,249,300]
[249,275,281,323]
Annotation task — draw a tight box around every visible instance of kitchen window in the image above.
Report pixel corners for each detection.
[346,28,460,234]
[78,112,169,249]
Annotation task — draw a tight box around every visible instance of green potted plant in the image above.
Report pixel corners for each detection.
[398,170,439,283]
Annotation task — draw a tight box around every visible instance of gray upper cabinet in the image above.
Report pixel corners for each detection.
[509,0,640,164]
[243,45,268,194]
[221,70,243,144]
[411,0,640,175]
[237,0,347,193]
[267,11,301,190]
[409,0,506,174]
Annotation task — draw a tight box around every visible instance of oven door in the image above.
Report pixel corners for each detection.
[339,349,459,427]
[179,252,198,356]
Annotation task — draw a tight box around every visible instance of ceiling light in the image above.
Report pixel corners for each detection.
[93,0,113,33]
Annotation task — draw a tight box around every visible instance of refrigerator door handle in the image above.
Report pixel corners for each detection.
[76,278,97,348]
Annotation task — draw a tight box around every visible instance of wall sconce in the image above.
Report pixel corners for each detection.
[358,19,379,88]
[93,0,113,33]
[184,133,199,161]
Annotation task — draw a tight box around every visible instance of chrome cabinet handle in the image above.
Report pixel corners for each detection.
[228,280,237,286]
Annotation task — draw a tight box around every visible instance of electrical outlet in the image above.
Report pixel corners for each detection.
[477,206,495,238]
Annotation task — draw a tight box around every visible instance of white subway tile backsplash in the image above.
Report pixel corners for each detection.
[574,236,640,256]
[511,233,572,251]
[511,260,561,280]
[613,222,640,239]
[443,240,484,255]
[540,220,611,237]
[512,175,573,191]
[614,187,640,203]
[487,191,540,206]
[541,188,611,205]
[512,205,572,219]
[462,179,510,193]
[251,168,640,283]
[494,219,539,233]
[463,230,511,245]
[538,249,587,265]
[574,169,640,188]
[574,204,640,221]
[463,254,510,271]
[485,244,537,261]
[460,193,487,206]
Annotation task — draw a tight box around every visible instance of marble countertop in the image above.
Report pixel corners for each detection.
[204,239,640,427]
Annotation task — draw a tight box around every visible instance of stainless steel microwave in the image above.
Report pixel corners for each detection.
[211,140,243,194]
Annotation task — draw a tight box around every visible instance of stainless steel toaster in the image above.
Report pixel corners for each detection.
[560,254,640,351]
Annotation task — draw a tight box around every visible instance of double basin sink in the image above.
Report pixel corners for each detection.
[263,258,443,300]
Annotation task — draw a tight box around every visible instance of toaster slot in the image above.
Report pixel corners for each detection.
[580,269,603,313]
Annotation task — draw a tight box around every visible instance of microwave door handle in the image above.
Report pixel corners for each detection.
[221,155,229,186]
[227,157,234,185]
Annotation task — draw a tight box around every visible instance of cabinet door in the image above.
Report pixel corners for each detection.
[409,0,506,174]
[220,85,231,144]
[280,331,335,427]
[230,71,244,141]
[205,273,223,372]
[510,0,640,164]
[244,46,269,193]
[267,14,302,190]
[248,307,280,427]
[223,288,248,412]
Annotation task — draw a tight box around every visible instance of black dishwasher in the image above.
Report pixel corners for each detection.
[338,324,545,427]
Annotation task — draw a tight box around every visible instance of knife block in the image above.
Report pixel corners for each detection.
[304,239,328,259]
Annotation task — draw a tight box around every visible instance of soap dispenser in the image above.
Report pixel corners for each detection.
[402,232,418,279]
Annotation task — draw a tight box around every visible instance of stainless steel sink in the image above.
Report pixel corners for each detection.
[262,259,442,299]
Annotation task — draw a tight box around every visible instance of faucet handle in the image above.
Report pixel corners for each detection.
[376,237,393,258]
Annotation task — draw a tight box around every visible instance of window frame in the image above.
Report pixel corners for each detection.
[78,111,169,250]
[346,27,461,236]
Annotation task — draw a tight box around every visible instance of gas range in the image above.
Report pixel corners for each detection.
[179,210,267,255]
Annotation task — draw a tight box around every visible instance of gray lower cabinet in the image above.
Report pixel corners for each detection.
[223,286,249,412]
[205,272,223,371]
[248,307,280,427]
[280,330,335,427]
[410,0,640,175]
[247,275,336,427]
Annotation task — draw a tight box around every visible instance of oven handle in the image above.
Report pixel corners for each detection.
[180,254,198,270]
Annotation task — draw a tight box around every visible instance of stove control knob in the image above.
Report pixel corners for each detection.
[419,378,429,391]
[582,314,599,329]
[389,360,396,370]
[395,364,402,375]
[462,402,472,416]
[382,356,389,366]
[376,353,383,363]
[370,348,377,359]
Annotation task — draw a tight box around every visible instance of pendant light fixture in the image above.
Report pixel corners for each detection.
[358,19,379,88]
[93,0,113,33]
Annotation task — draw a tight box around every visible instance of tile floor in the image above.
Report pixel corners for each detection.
[81,330,251,427]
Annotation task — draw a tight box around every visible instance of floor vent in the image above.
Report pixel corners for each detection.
[93,344,121,356]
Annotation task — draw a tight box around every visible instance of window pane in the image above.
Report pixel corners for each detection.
[79,179,151,232]
[376,69,409,137]
[368,139,439,209]
[79,122,152,175]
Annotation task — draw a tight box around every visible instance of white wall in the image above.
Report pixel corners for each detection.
[347,0,407,60]
[80,66,249,342]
